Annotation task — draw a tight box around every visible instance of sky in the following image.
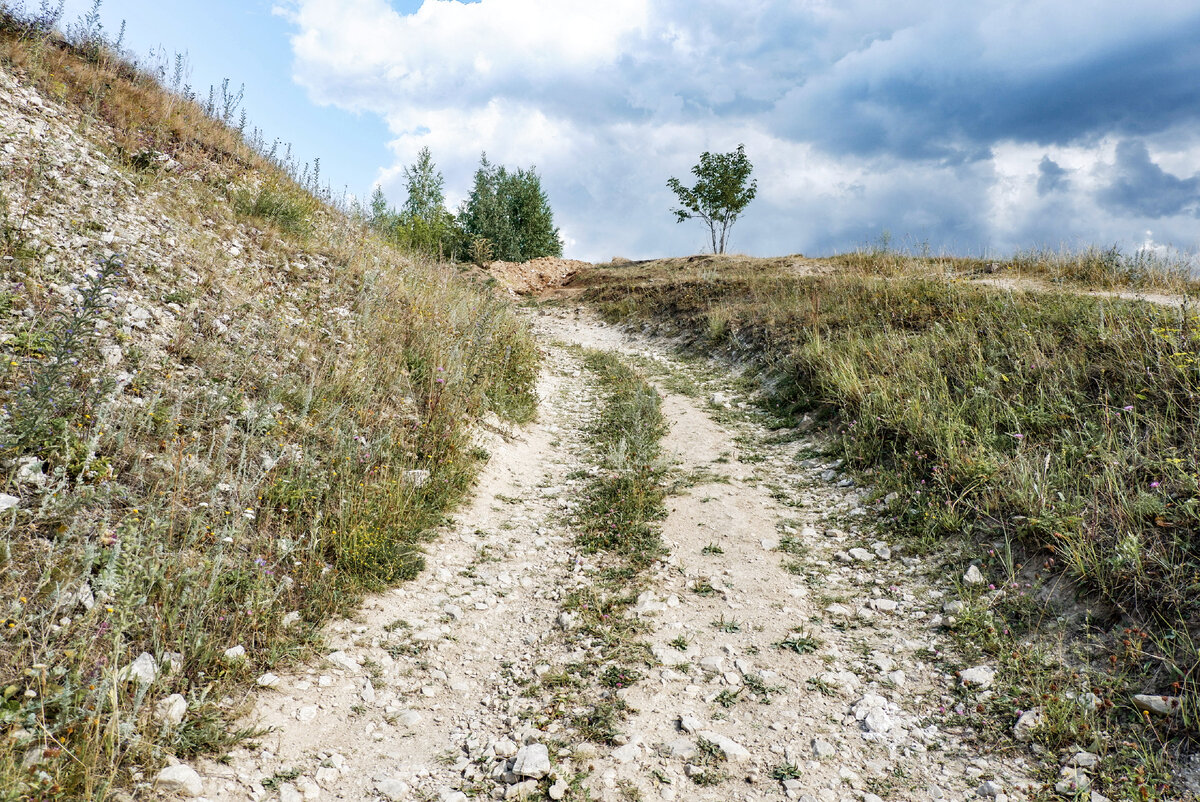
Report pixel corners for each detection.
[61,0,1200,261]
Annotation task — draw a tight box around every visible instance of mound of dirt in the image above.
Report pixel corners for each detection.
[486,257,592,295]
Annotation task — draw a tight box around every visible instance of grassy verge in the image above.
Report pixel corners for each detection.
[532,350,668,747]
[575,254,1200,798]
[0,15,540,800]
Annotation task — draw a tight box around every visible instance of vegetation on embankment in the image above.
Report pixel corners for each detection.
[575,252,1200,785]
[0,12,538,800]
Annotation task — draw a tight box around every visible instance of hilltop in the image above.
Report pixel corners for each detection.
[3,11,1200,802]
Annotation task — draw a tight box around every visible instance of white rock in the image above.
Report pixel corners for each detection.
[0,493,19,511]
[155,694,187,727]
[549,780,568,800]
[512,743,551,778]
[296,706,318,722]
[848,547,874,562]
[505,780,539,800]
[155,764,203,797]
[326,651,360,673]
[1132,694,1181,716]
[492,737,519,758]
[963,565,985,585]
[222,645,246,661]
[282,611,302,628]
[257,673,280,688]
[959,665,996,689]
[612,743,639,763]
[696,731,750,761]
[121,652,159,685]
[1012,708,1043,741]
[699,655,726,674]
[376,778,410,800]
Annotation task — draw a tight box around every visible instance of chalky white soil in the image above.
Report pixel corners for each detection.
[192,308,1035,802]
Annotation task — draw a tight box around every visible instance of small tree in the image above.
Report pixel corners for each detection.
[667,144,757,254]
[459,153,562,262]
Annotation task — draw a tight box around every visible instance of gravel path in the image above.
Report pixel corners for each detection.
[191,308,1035,802]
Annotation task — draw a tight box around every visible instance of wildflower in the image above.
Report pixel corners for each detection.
[1123,405,1134,411]
[1151,481,1160,488]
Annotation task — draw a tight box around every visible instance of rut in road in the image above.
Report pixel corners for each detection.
[195,308,1034,802]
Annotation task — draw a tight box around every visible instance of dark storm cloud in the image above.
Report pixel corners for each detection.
[773,12,1200,161]
[1037,157,1068,196]
[1100,140,1200,218]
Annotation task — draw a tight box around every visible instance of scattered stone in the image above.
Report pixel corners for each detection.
[222,645,246,662]
[1012,708,1043,742]
[155,694,187,727]
[0,493,19,511]
[120,652,159,686]
[942,600,965,615]
[326,651,360,673]
[282,611,302,628]
[679,714,702,735]
[512,743,551,778]
[1056,767,1091,794]
[696,730,750,761]
[848,547,874,562]
[959,665,996,689]
[963,565,985,585]
[812,738,837,759]
[1132,693,1181,716]
[852,694,894,733]
[257,672,280,688]
[977,780,1002,797]
[376,778,410,800]
[506,780,539,799]
[549,780,568,800]
[155,764,203,797]
[492,737,519,758]
[1068,751,1100,768]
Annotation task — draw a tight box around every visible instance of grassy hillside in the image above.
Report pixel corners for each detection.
[576,253,1200,791]
[0,15,537,800]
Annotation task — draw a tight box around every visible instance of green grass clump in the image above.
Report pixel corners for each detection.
[574,350,668,567]
[232,178,320,236]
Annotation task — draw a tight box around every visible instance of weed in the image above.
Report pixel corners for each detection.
[701,542,724,555]
[771,763,803,781]
[711,615,741,633]
[669,635,690,652]
[776,630,823,654]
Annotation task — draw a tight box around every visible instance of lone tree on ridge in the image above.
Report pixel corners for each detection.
[667,144,757,254]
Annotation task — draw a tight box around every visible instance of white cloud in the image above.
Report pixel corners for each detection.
[278,0,1200,260]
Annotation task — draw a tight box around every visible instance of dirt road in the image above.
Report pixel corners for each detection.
[192,308,1033,802]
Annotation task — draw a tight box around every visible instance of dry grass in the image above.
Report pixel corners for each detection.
[0,17,539,800]
[576,253,1200,799]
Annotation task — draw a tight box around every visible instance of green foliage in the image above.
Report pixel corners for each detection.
[1,255,121,475]
[232,178,319,236]
[577,253,1200,792]
[459,153,563,262]
[667,144,757,254]
[574,350,668,567]
[367,150,460,259]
